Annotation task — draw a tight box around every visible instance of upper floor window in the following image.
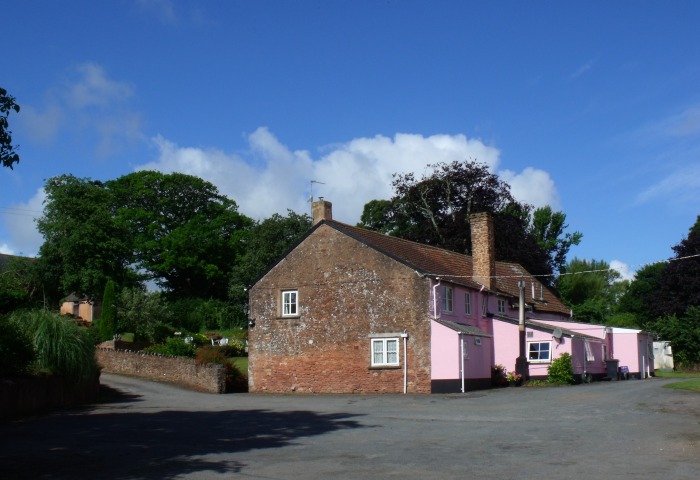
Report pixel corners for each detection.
[282,290,298,316]
[464,292,471,316]
[497,298,506,314]
[481,296,488,317]
[442,286,453,313]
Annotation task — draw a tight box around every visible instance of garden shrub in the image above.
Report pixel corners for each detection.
[0,316,36,376]
[9,310,99,382]
[491,364,507,387]
[197,346,247,392]
[143,337,197,358]
[548,352,575,385]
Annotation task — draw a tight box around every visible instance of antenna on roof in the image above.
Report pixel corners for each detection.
[309,180,325,216]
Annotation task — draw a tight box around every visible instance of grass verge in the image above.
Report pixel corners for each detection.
[663,379,700,393]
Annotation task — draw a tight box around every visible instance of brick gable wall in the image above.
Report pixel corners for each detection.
[249,224,432,393]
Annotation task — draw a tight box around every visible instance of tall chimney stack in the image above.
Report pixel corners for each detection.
[470,212,495,290]
[312,198,333,225]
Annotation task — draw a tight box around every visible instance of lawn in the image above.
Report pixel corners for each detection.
[656,370,700,393]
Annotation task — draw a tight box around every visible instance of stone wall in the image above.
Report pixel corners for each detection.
[96,349,226,394]
[1,374,100,421]
[249,223,432,394]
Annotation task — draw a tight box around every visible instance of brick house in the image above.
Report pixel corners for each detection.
[248,200,584,394]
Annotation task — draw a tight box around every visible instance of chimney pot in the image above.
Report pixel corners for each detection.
[312,199,333,225]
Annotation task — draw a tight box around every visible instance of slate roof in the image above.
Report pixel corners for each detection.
[324,220,571,316]
[433,318,493,337]
[493,314,602,342]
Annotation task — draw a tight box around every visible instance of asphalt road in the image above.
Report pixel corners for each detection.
[1,374,699,479]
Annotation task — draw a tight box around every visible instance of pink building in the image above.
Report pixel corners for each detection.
[249,200,653,394]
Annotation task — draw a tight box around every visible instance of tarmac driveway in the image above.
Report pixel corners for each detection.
[1,374,699,479]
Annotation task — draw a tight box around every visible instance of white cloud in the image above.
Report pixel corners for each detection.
[0,244,14,255]
[136,0,179,25]
[570,59,595,80]
[610,260,635,281]
[2,188,45,257]
[499,167,561,210]
[68,63,133,109]
[636,163,700,206]
[139,128,559,224]
[19,63,141,155]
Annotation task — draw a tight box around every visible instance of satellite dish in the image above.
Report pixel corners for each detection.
[552,327,563,340]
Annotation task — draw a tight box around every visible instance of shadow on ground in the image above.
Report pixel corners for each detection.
[0,388,364,479]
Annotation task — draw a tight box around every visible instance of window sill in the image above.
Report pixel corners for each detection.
[369,365,401,370]
[277,315,301,320]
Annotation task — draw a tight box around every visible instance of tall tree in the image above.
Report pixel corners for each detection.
[556,258,621,323]
[230,210,311,302]
[530,206,582,274]
[108,171,253,299]
[36,175,137,301]
[614,262,665,329]
[357,160,581,284]
[651,215,700,319]
[1,87,21,169]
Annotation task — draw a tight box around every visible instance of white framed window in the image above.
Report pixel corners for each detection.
[464,292,471,316]
[442,286,453,313]
[602,344,609,362]
[281,290,298,317]
[481,296,488,317]
[528,341,552,363]
[497,298,505,314]
[371,338,400,367]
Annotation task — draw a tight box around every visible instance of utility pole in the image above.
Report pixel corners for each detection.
[515,280,529,380]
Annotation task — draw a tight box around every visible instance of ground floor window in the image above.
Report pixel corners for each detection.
[528,341,552,363]
[371,338,400,367]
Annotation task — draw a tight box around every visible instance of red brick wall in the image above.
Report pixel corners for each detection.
[249,224,432,394]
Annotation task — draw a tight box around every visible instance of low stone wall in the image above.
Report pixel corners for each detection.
[96,348,226,394]
[1,374,100,421]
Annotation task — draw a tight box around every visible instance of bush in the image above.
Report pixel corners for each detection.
[548,352,575,385]
[169,298,242,333]
[197,346,247,392]
[0,316,36,376]
[491,364,507,387]
[143,337,196,358]
[8,310,98,382]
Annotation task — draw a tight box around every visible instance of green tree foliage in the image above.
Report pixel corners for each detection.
[168,297,242,333]
[0,315,36,376]
[615,262,665,329]
[36,175,136,301]
[655,307,700,368]
[97,279,117,341]
[116,287,172,342]
[548,352,574,385]
[651,216,700,319]
[357,160,581,285]
[556,258,620,323]
[229,210,311,306]
[0,255,43,313]
[108,171,252,299]
[1,87,21,169]
[531,206,582,274]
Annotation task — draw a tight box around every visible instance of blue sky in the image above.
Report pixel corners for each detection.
[2,1,699,280]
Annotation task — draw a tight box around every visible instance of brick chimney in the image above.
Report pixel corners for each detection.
[470,212,495,290]
[312,198,332,225]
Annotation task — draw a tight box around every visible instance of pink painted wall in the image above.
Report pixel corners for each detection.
[430,320,492,381]
[611,328,655,378]
[492,319,574,378]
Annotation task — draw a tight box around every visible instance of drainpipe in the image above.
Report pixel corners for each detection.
[460,333,465,393]
[432,278,441,318]
[401,331,409,394]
